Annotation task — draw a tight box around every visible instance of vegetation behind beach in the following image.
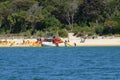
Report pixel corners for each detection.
[0,0,120,38]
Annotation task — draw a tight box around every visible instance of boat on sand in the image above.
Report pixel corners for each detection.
[37,37,63,47]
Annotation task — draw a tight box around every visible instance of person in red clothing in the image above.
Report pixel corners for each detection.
[53,36,63,46]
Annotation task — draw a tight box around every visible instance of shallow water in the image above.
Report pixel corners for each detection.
[0,47,120,80]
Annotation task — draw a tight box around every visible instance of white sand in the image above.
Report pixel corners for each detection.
[64,38,120,46]
[0,33,120,47]
[60,33,120,46]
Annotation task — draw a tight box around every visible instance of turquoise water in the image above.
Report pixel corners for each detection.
[0,47,120,80]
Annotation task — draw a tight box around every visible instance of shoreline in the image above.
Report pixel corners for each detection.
[0,38,120,47]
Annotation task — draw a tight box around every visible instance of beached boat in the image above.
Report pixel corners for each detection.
[42,42,56,46]
[38,37,63,47]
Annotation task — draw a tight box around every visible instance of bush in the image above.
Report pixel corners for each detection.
[66,25,72,31]
[58,29,68,37]
[35,31,44,37]
[0,29,5,35]
[24,30,31,37]
[104,20,118,28]
[87,32,95,36]
[74,26,96,37]
[104,20,119,34]
[95,24,104,35]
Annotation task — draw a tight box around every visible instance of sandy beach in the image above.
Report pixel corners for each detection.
[60,33,120,47]
[0,38,120,47]
[60,38,120,47]
[0,33,120,47]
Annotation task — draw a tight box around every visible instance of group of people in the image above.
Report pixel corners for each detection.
[64,40,77,47]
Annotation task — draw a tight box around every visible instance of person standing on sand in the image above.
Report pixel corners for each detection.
[68,40,70,42]
[74,42,76,46]
[64,40,67,47]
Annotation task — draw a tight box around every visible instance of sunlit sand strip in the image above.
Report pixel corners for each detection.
[60,38,120,47]
[0,38,120,47]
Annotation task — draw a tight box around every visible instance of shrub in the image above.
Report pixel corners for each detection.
[104,20,119,34]
[95,24,104,35]
[0,29,5,35]
[24,30,31,37]
[104,20,118,28]
[58,29,68,37]
[35,31,44,37]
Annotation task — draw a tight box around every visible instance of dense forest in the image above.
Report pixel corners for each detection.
[0,0,120,37]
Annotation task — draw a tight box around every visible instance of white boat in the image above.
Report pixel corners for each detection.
[42,42,56,47]
[38,37,63,47]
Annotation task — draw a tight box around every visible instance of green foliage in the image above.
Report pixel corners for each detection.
[0,0,120,37]
[95,24,104,35]
[23,30,32,37]
[103,20,119,34]
[73,26,95,37]
[12,0,36,11]
[104,20,118,28]
[75,0,106,23]
[0,29,5,35]
[43,16,61,28]
[35,31,44,37]
[58,29,68,37]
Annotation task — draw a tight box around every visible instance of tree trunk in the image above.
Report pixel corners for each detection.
[71,14,74,32]
[95,19,98,27]
[66,12,71,25]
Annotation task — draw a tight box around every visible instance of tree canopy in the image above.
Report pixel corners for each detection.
[0,0,120,37]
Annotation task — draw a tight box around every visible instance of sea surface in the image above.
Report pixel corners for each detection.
[0,47,120,80]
